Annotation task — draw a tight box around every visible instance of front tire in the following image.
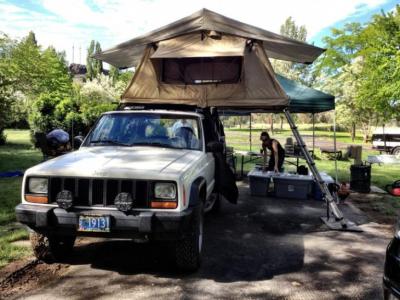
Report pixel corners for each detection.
[30,232,75,263]
[174,202,203,272]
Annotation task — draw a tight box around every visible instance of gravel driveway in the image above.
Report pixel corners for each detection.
[3,182,393,300]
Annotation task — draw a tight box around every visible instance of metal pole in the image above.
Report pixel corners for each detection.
[312,113,315,156]
[334,110,338,184]
[383,123,387,153]
[249,113,252,152]
[284,109,344,222]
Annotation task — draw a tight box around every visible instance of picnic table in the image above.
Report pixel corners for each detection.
[235,150,313,179]
[320,147,342,160]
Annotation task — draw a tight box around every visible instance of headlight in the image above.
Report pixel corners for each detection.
[154,183,176,199]
[28,178,48,194]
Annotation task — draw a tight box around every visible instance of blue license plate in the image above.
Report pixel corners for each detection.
[78,215,110,232]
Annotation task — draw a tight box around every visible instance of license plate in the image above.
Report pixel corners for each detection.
[78,215,110,232]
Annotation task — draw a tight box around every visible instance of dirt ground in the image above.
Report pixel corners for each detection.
[0,182,394,300]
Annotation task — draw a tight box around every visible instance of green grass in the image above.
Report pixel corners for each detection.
[228,128,400,190]
[0,130,41,268]
[225,128,365,151]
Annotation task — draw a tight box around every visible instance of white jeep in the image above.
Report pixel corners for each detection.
[16,106,238,271]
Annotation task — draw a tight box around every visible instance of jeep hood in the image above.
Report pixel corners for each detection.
[26,146,202,179]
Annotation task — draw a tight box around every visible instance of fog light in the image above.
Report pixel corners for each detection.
[115,193,133,212]
[56,190,73,210]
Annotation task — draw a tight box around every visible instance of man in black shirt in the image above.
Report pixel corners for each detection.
[260,131,285,172]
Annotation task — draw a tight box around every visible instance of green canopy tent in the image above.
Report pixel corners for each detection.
[221,74,339,184]
[220,74,335,153]
[276,74,335,159]
[275,74,334,113]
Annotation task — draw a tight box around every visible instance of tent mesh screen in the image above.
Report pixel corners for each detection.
[161,56,242,85]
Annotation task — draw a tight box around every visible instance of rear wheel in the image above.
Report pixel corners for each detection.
[30,232,75,263]
[392,147,400,155]
[174,201,203,272]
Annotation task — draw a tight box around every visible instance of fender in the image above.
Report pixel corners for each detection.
[188,177,206,208]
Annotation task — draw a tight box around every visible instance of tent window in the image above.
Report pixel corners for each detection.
[161,56,242,85]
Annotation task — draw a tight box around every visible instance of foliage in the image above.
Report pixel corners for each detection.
[86,40,103,80]
[357,6,400,122]
[313,5,400,139]
[271,17,312,85]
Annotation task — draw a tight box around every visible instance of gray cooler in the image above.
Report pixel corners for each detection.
[248,169,274,196]
[274,174,314,200]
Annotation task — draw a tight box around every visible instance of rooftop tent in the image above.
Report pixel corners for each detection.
[95,9,325,68]
[94,10,324,109]
[119,32,289,108]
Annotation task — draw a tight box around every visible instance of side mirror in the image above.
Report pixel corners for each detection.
[73,136,84,149]
[206,141,224,153]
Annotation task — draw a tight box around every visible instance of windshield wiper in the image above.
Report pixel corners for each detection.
[90,139,130,146]
[131,142,179,149]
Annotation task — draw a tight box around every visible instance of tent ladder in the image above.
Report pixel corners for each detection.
[283,109,361,232]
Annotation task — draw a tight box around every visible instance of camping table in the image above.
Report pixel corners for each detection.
[235,150,314,179]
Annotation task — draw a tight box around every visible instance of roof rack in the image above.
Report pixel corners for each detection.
[116,103,204,113]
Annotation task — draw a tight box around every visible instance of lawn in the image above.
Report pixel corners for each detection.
[0,129,42,268]
[226,127,400,190]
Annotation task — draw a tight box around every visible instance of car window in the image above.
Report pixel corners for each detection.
[86,113,203,151]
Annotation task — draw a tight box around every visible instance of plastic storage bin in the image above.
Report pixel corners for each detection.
[248,169,274,196]
[274,174,314,200]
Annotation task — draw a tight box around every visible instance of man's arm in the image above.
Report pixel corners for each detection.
[272,141,280,172]
[262,145,267,171]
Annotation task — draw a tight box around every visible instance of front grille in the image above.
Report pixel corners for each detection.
[49,177,151,208]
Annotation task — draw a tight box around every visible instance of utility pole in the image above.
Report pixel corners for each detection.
[72,44,75,64]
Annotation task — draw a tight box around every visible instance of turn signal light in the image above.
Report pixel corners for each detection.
[25,194,48,204]
[150,201,177,209]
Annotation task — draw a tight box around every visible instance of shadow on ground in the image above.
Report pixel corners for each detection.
[18,183,390,300]
[61,184,313,283]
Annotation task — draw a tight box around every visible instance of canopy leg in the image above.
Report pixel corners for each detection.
[284,109,361,232]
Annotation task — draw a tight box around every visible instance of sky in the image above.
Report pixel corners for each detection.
[0,0,398,66]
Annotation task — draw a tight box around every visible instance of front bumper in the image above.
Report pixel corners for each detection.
[15,204,197,240]
[383,238,400,299]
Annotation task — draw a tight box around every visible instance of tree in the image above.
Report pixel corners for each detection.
[86,40,103,80]
[357,5,400,123]
[109,65,119,84]
[312,22,373,141]
[272,17,310,84]
[86,40,95,80]
[93,41,103,77]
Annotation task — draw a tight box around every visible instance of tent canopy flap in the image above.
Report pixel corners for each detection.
[151,33,246,58]
[220,74,335,114]
[95,9,324,68]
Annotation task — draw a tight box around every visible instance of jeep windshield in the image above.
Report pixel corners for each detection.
[85,112,203,151]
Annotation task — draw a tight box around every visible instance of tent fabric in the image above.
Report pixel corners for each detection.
[220,75,335,114]
[121,39,289,108]
[94,9,324,68]
[151,33,246,58]
[276,74,335,113]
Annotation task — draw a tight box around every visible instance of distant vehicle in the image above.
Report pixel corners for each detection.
[371,128,400,154]
[383,221,400,299]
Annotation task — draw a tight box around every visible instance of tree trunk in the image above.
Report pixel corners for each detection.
[280,116,283,130]
[270,114,274,134]
[351,122,356,142]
